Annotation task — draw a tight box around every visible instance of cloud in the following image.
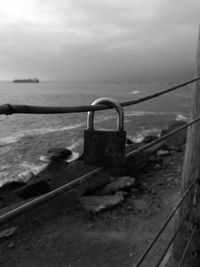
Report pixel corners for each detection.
[0,0,199,81]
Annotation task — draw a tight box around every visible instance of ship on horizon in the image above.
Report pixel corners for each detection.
[13,78,39,83]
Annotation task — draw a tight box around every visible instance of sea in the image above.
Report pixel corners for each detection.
[0,81,193,186]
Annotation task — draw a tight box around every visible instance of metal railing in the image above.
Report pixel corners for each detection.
[0,76,199,115]
[1,76,200,266]
[134,179,199,267]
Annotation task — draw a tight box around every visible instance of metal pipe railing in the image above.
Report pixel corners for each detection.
[0,76,200,115]
[133,178,199,267]
[0,167,103,226]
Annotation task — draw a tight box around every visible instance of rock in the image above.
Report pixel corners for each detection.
[127,205,133,211]
[175,145,184,152]
[15,160,112,200]
[125,151,155,177]
[126,138,134,145]
[161,121,187,147]
[125,136,166,170]
[157,150,171,156]
[15,180,50,199]
[142,135,158,144]
[169,121,186,128]
[152,164,162,170]
[0,181,26,193]
[0,226,18,239]
[126,143,141,154]
[0,191,22,207]
[81,192,125,214]
[55,161,112,194]
[17,171,36,183]
[167,177,174,182]
[148,155,163,164]
[8,242,15,249]
[0,181,25,207]
[100,176,135,195]
[48,147,72,161]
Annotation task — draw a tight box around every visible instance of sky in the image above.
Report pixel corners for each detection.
[0,0,200,82]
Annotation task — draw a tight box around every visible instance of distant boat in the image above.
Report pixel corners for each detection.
[13,78,39,83]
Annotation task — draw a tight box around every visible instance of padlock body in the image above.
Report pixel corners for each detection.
[84,129,126,167]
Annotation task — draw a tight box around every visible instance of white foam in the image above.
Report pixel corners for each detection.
[67,151,80,162]
[175,114,188,122]
[39,155,49,162]
[125,111,169,117]
[20,161,48,175]
[131,128,160,143]
[67,139,83,150]
[0,122,85,146]
[142,128,160,135]
[132,134,144,143]
[39,150,80,163]
[130,90,140,94]
[0,164,11,171]
[93,111,167,127]
[17,170,34,182]
[0,136,19,145]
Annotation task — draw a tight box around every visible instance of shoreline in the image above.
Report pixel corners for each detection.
[0,114,188,187]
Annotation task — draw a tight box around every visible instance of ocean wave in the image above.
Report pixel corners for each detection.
[175,113,188,122]
[20,161,48,174]
[97,111,169,123]
[0,110,170,147]
[0,122,85,146]
[142,128,160,135]
[125,111,167,117]
[0,136,19,145]
[0,164,11,171]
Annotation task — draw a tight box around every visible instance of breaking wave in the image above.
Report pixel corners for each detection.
[175,113,188,122]
[0,111,170,146]
[0,122,86,146]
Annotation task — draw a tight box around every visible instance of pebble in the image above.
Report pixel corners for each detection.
[153,164,162,170]
[167,177,174,182]
[0,226,18,239]
[81,192,125,214]
[100,176,136,195]
[127,205,133,211]
[157,150,171,156]
[7,242,15,249]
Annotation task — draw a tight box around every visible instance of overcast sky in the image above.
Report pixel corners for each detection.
[0,0,200,82]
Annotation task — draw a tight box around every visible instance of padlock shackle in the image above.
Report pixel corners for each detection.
[87,97,124,131]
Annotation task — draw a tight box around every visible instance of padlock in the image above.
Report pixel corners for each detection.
[83,97,126,167]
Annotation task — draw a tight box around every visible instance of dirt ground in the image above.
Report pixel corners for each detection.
[0,149,184,267]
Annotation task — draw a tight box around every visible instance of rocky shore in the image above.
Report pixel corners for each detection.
[0,120,187,266]
[0,120,186,218]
